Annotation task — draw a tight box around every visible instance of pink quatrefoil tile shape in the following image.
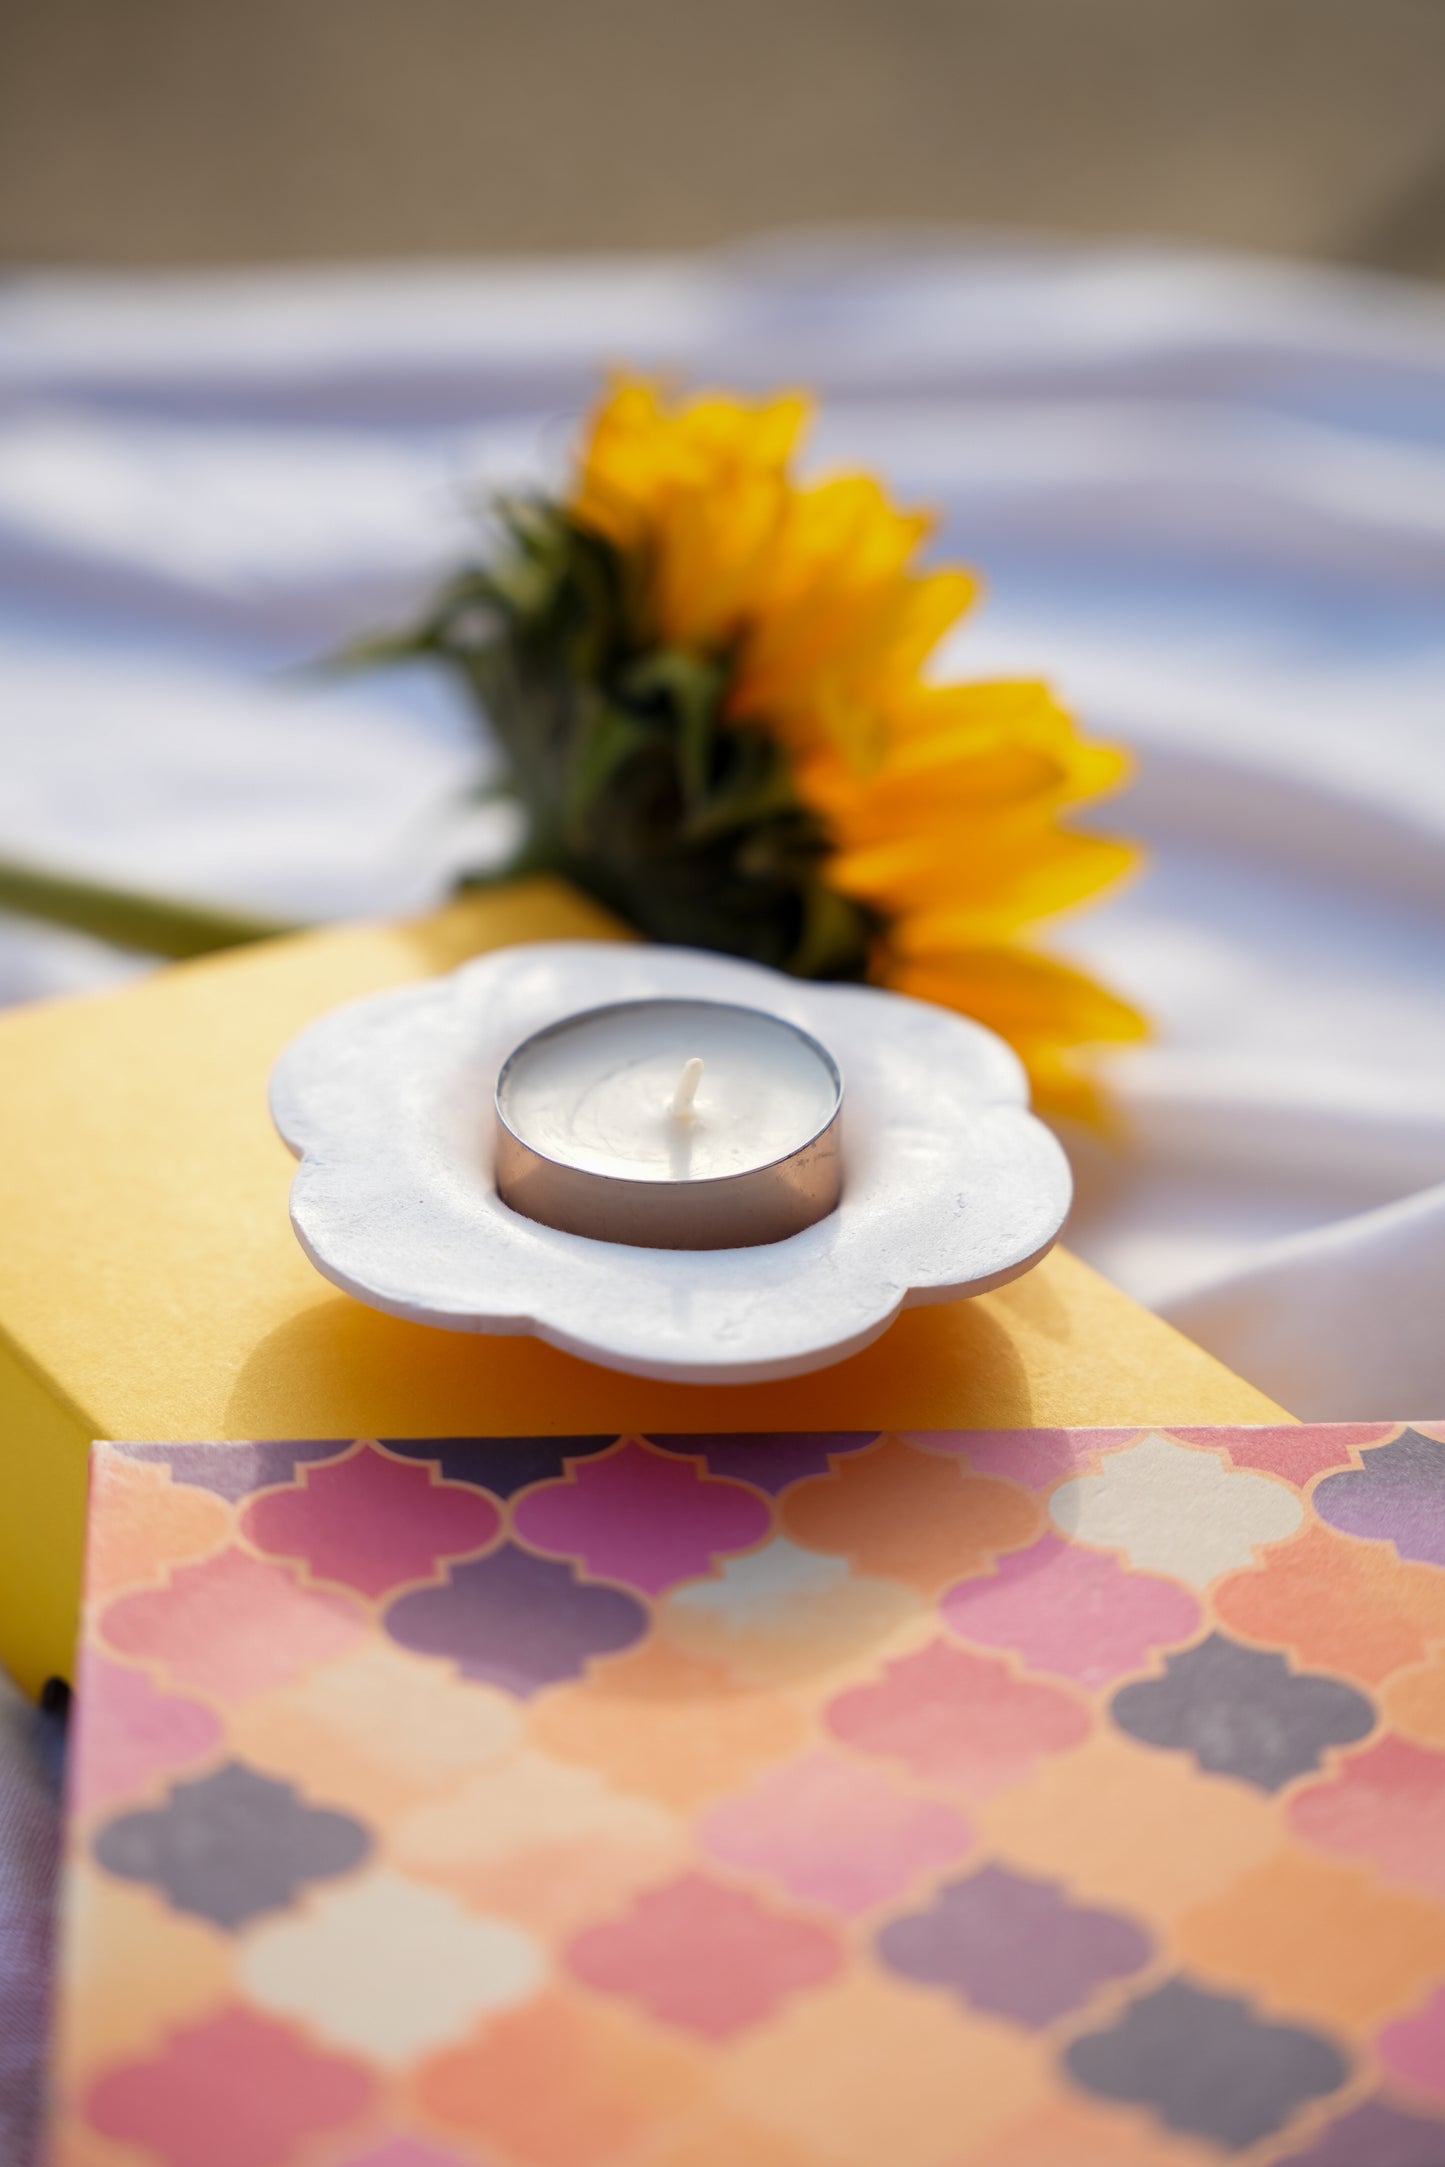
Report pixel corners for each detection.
[698,1746,972,1915]
[511,1440,771,1596]
[85,2007,374,2167]
[69,1651,223,1814]
[566,1871,842,2038]
[1290,1735,1445,1901]
[940,1532,1201,1689]
[826,1639,1091,1800]
[243,1445,500,1598]
[100,1548,367,1704]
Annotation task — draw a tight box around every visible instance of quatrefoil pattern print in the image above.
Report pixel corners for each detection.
[53,1424,1445,2167]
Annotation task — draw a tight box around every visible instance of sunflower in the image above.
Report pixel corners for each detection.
[567,376,1144,1114]
[0,373,1146,1102]
[364,373,1142,1117]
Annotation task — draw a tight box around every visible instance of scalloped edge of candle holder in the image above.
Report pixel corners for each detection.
[270,942,1072,1383]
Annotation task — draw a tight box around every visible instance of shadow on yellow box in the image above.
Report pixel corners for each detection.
[0,878,1286,1697]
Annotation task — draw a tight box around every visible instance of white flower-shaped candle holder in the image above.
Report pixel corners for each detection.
[269,942,1071,1384]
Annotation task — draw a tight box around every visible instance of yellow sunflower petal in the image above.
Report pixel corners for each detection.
[673,387,811,469]
[834,829,1140,928]
[878,569,980,678]
[803,742,1132,850]
[572,376,810,566]
[1004,1042,1115,1124]
[728,483,972,762]
[650,467,790,649]
[883,944,1147,1114]
[570,377,669,548]
[884,944,1148,1043]
[799,685,1131,829]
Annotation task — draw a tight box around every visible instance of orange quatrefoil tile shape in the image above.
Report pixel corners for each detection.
[780,1436,1041,1594]
[228,1643,521,1825]
[86,1455,231,1601]
[390,1749,689,1938]
[721,1972,1049,2167]
[1214,1521,1445,1686]
[411,1991,704,2167]
[975,1730,1283,1921]
[1174,1849,1445,2032]
[527,1641,811,1814]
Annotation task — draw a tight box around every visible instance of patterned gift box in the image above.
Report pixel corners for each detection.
[49,1426,1445,2167]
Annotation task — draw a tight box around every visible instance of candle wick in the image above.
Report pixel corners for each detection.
[670,1056,704,1122]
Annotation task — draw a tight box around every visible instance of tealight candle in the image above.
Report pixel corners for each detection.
[494,997,843,1249]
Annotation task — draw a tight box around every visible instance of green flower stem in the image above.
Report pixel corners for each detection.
[0,856,301,960]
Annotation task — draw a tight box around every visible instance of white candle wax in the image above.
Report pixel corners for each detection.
[496,999,839,1183]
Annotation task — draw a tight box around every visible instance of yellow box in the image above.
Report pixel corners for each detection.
[0,879,1286,1696]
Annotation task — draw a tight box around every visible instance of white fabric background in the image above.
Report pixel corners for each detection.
[1,233,1444,2162]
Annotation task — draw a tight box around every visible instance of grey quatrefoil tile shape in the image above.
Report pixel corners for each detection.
[646,1433,880,1493]
[1313,1427,1445,1569]
[1109,1631,1375,1791]
[385,1435,618,1498]
[93,1760,371,1928]
[875,1863,1152,2026]
[1065,1976,1349,2151]
[384,1542,649,1696]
